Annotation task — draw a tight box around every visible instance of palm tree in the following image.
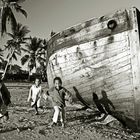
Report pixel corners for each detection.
[50,30,56,37]
[21,37,45,79]
[0,49,4,70]
[2,22,30,79]
[0,59,7,70]
[8,64,22,74]
[37,39,48,81]
[0,59,8,81]
[0,0,27,36]
[37,38,48,63]
[0,48,3,62]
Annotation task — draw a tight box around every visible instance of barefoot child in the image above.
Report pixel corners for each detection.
[45,77,73,128]
[27,78,42,115]
[0,70,11,121]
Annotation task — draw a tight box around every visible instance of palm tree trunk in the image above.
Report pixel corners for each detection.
[2,49,15,80]
[28,66,33,81]
[28,69,31,81]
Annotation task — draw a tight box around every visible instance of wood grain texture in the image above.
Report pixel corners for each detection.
[47,9,133,58]
[46,7,140,128]
[128,8,140,127]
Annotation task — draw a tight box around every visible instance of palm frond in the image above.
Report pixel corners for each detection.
[7,32,14,38]
[14,48,21,55]
[21,25,30,33]
[21,47,30,53]
[6,53,11,59]
[9,7,17,32]
[4,42,12,50]
[12,53,18,60]
[1,0,27,36]
[28,59,36,70]
[37,56,46,64]
[0,57,4,63]
[21,36,47,71]
[1,7,9,35]
[21,54,29,65]
[9,0,26,4]
[14,3,27,18]
[6,22,30,63]
[23,37,30,41]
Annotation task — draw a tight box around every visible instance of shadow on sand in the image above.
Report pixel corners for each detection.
[73,87,138,131]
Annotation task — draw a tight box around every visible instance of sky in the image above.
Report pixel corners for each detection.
[1,0,140,70]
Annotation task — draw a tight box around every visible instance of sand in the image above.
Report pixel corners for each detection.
[0,82,140,140]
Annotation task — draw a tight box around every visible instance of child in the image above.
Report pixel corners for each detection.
[27,78,42,115]
[45,77,72,128]
[0,70,11,121]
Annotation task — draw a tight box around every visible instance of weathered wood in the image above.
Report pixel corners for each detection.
[53,55,131,79]
[64,69,131,88]
[128,8,140,127]
[49,32,129,67]
[46,7,140,129]
[50,50,130,76]
[47,10,133,58]
[52,52,131,76]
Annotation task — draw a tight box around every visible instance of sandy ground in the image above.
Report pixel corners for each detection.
[0,82,140,140]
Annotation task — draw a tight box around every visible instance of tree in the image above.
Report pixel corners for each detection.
[2,22,30,79]
[0,49,4,71]
[0,48,4,62]
[0,0,27,36]
[0,48,5,71]
[36,39,48,81]
[36,38,48,65]
[50,30,56,37]
[21,37,45,80]
[0,59,7,70]
[8,64,22,74]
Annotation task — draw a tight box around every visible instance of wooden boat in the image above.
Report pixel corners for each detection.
[46,7,140,129]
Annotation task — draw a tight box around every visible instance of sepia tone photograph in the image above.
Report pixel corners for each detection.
[1,0,140,139]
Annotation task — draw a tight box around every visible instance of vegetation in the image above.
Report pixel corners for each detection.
[0,0,48,81]
[3,22,30,79]
[0,0,27,36]
[0,48,4,62]
[36,38,48,81]
[21,37,47,80]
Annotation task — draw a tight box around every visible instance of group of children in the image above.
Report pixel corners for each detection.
[27,77,73,128]
[0,69,72,128]
[0,70,116,129]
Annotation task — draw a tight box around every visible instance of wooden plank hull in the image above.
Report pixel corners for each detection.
[46,7,140,129]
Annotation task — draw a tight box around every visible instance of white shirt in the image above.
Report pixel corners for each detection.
[28,85,42,106]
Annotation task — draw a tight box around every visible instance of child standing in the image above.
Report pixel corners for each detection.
[45,77,72,128]
[0,70,11,121]
[27,78,42,115]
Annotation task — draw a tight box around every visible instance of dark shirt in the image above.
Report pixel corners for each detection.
[0,82,11,106]
[47,86,72,107]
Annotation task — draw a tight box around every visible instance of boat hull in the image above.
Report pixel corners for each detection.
[47,7,140,129]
